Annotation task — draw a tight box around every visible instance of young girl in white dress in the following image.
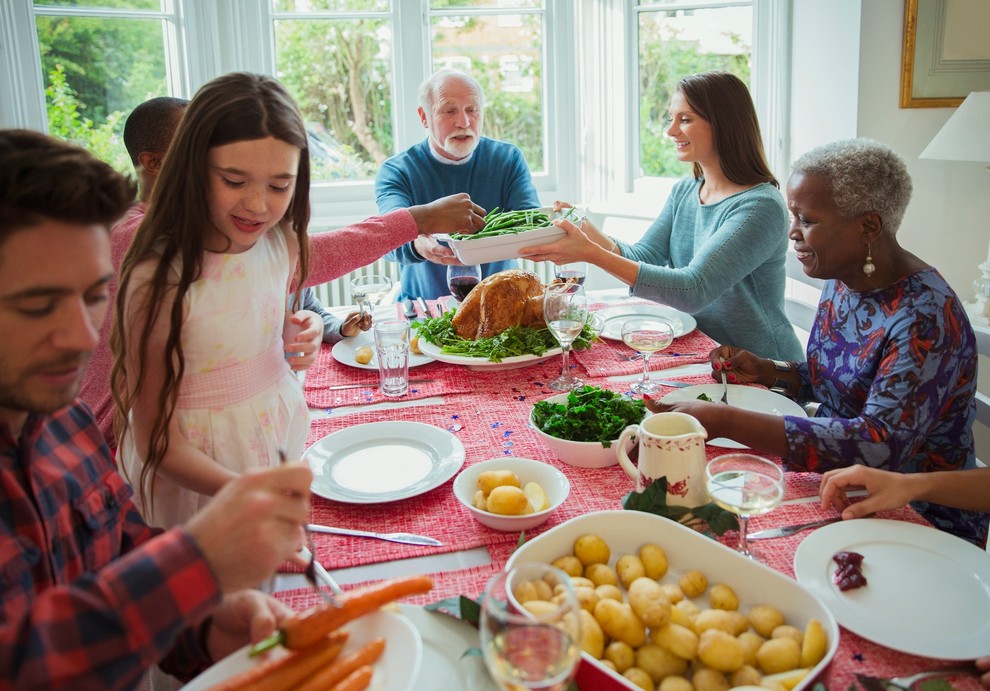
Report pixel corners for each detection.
[112,72,322,528]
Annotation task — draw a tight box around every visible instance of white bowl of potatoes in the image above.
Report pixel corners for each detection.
[453,457,569,532]
[506,510,839,691]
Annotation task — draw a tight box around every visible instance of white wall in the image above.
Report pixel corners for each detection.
[791,0,989,308]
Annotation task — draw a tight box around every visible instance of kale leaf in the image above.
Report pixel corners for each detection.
[531,385,646,444]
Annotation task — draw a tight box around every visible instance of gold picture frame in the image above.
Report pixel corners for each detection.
[900,0,990,108]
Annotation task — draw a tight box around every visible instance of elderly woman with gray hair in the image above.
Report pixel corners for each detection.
[649,138,987,547]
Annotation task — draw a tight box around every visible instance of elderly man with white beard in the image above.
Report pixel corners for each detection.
[376,68,540,301]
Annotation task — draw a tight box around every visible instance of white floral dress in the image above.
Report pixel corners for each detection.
[121,227,309,529]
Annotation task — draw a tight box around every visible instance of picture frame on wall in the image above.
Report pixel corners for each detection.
[900,0,990,108]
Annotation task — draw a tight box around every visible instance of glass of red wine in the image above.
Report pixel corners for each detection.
[447,264,482,303]
[553,261,588,285]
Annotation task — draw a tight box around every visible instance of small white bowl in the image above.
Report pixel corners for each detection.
[453,457,569,532]
[529,393,643,469]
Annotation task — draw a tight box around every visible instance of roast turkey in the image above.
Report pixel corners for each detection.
[452,269,546,340]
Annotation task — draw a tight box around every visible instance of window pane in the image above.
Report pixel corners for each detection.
[638,6,751,178]
[274,18,390,182]
[272,0,389,11]
[431,0,542,8]
[36,0,163,9]
[36,14,167,173]
[431,12,544,172]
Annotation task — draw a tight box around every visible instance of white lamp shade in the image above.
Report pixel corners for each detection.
[920,91,990,163]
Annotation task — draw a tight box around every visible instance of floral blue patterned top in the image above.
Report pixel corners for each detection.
[783,268,987,546]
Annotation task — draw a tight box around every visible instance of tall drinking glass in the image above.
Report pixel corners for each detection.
[480,563,582,691]
[705,453,785,561]
[373,320,410,397]
[543,282,588,391]
[351,274,392,318]
[620,317,675,394]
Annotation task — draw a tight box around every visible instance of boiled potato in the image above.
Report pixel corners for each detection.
[595,584,624,603]
[584,562,619,588]
[658,677,693,691]
[679,569,707,598]
[730,664,762,687]
[635,642,688,683]
[800,619,828,668]
[570,576,595,589]
[477,470,520,496]
[578,609,605,659]
[748,604,785,638]
[639,543,669,579]
[574,534,610,565]
[660,583,685,604]
[522,600,558,617]
[708,583,739,611]
[409,335,422,354]
[756,637,801,675]
[551,555,583,578]
[522,481,549,512]
[471,489,487,511]
[737,631,765,667]
[690,667,731,691]
[354,345,373,364]
[651,623,698,661]
[762,667,812,690]
[623,667,655,691]
[573,585,599,613]
[693,608,738,635]
[604,640,636,673]
[486,485,529,515]
[627,577,671,628]
[616,554,647,589]
[594,598,646,648]
[697,629,744,673]
[771,624,803,645]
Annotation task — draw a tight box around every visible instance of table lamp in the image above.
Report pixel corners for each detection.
[919,90,990,326]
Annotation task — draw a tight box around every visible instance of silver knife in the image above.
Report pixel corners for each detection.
[325,378,434,392]
[653,380,695,388]
[747,517,841,540]
[307,524,443,546]
[416,296,431,318]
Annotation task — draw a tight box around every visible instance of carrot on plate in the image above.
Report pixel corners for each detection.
[282,575,433,650]
[207,630,348,691]
[291,638,385,691]
[328,665,374,691]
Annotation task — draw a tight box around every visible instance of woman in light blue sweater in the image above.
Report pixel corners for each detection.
[521,71,803,361]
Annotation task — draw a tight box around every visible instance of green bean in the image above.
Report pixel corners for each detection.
[450,208,555,241]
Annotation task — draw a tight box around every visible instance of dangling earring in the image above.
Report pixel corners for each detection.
[863,243,875,276]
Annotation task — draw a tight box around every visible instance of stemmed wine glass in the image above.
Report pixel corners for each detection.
[447,264,482,303]
[553,261,588,286]
[543,282,588,391]
[350,273,392,319]
[705,453,785,561]
[480,563,582,691]
[620,317,675,394]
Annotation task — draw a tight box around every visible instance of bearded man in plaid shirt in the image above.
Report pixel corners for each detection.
[0,129,313,690]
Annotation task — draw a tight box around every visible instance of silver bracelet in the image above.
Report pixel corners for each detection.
[769,359,793,396]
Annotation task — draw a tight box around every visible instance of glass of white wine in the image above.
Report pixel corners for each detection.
[480,563,582,691]
[350,273,392,318]
[620,317,675,394]
[705,453,785,561]
[543,282,588,391]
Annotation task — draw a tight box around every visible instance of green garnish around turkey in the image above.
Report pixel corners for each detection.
[697,393,713,402]
[532,385,646,446]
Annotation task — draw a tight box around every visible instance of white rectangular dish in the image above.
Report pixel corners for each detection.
[440,207,569,264]
[506,510,839,691]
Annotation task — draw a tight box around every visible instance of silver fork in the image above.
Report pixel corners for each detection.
[854,665,974,690]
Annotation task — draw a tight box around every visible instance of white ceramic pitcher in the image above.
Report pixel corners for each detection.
[616,412,709,507]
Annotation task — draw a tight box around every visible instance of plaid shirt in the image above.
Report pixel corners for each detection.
[1,403,222,690]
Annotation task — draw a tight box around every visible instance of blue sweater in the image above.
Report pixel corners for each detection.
[376,137,540,300]
[620,178,804,361]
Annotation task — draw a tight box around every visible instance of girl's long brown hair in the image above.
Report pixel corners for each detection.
[111,73,311,510]
[677,71,778,189]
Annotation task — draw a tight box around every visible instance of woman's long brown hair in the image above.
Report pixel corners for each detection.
[677,71,778,189]
[111,73,311,510]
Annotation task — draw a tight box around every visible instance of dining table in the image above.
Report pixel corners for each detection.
[269,289,986,691]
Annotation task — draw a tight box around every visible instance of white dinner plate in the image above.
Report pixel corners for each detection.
[508,510,839,691]
[660,384,807,448]
[331,330,434,370]
[305,421,465,503]
[417,337,561,372]
[400,605,498,691]
[183,610,422,691]
[594,303,697,341]
[793,519,990,659]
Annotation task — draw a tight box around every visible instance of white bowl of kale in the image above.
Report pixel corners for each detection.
[529,386,648,469]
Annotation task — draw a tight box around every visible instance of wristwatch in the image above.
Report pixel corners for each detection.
[769,359,792,396]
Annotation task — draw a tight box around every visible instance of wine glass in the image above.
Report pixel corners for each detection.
[350,274,392,318]
[447,264,482,303]
[620,317,675,394]
[480,563,582,691]
[553,261,588,286]
[543,282,588,391]
[705,453,785,561]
